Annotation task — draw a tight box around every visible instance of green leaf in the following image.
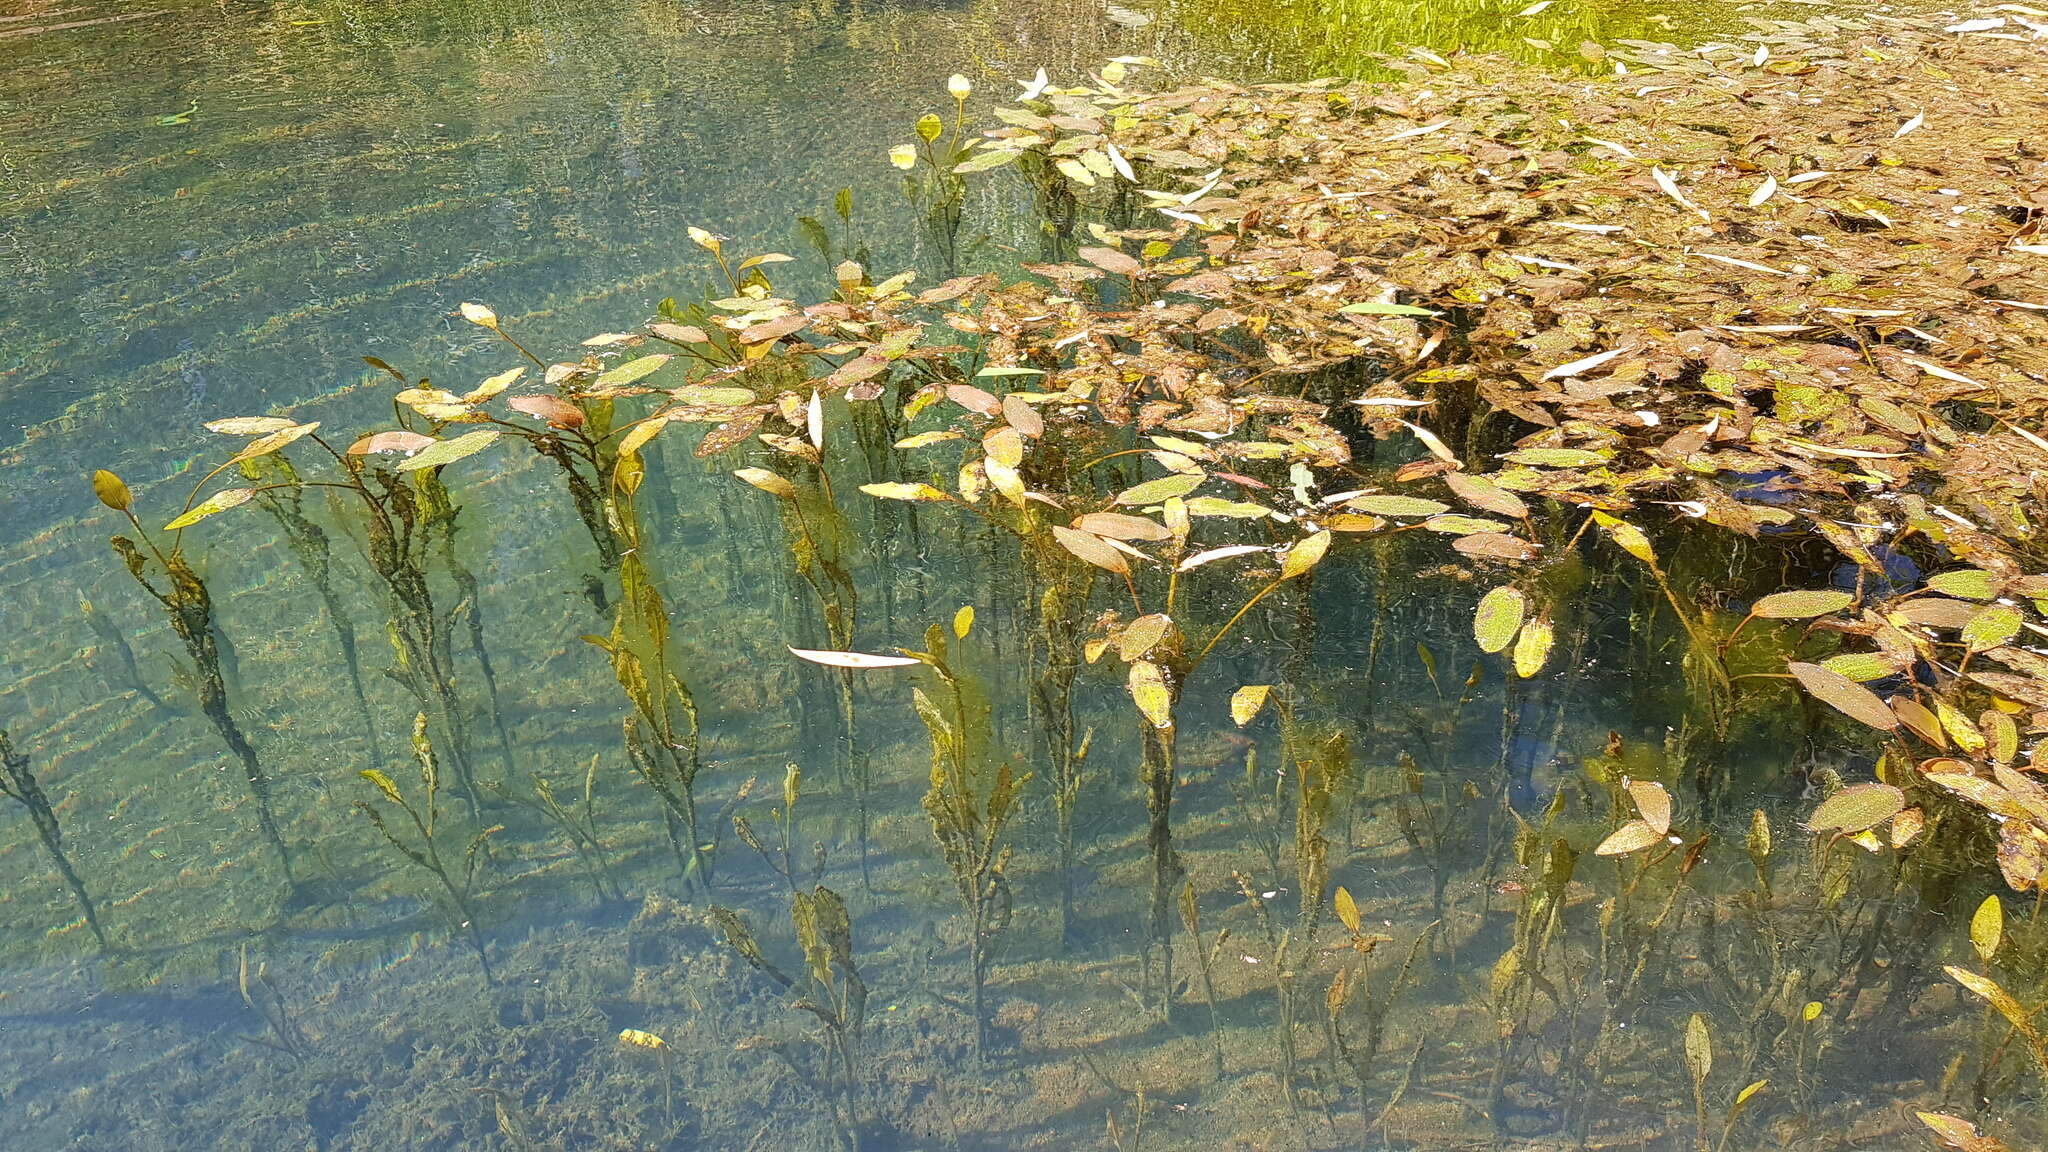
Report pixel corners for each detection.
[1788,661,1899,731]
[1474,587,1527,654]
[1927,570,2001,600]
[1973,894,2003,966]
[1752,589,1855,619]
[1819,651,1901,682]
[595,355,672,388]
[1964,605,2024,653]
[952,148,1024,174]
[1346,494,1449,517]
[1115,473,1203,505]
[396,429,502,473]
[1504,447,1609,468]
[1183,496,1270,518]
[1806,782,1905,833]
[164,487,258,530]
[1340,300,1440,317]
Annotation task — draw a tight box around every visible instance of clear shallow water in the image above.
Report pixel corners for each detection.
[0,0,2026,1149]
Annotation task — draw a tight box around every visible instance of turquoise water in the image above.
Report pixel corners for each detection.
[0,0,2028,1148]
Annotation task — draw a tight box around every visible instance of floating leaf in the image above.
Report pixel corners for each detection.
[1504,447,1608,468]
[1051,526,1131,574]
[1280,530,1332,579]
[1178,544,1267,572]
[396,429,502,473]
[1347,495,1449,517]
[953,605,975,639]
[1964,605,2024,653]
[1116,473,1203,505]
[789,647,921,669]
[1079,246,1143,276]
[1595,512,1656,565]
[1474,587,1527,654]
[1184,497,1271,518]
[974,365,1045,378]
[1972,894,2003,966]
[596,355,672,388]
[895,430,965,450]
[204,416,298,435]
[1513,617,1554,678]
[1231,685,1272,728]
[1788,662,1899,731]
[1445,473,1529,519]
[1076,513,1172,541]
[1752,589,1855,619]
[1423,515,1510,536]
[1340,300,1439,317]
[1128,661,1174,728]
[508,395,586,428]
[459,302,499,329]
[860,482,953,502]
[1927,570,2001,600]
[1806,782,1905,833]
[164,487,258,530]
[348,430,435,456]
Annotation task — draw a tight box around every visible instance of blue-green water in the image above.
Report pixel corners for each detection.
[0,0,2024,1148]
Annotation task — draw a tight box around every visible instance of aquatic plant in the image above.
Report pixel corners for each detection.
[0,727,109,952]
[240,452,381,763]
[490,754,622,904]
[235,942,309,1059]
[711,885,870,1150]
[618,1028,677,1131]
[356,713,501,984]
[90,468,296,886]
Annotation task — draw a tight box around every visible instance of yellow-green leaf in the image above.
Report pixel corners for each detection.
[596,355,672,388]
[204,416,298,435]
[1806,782,1905,833]
[396,429,502,473]
[1281,530,1332,580]
[1128,661,1173,728]
[734,468,796,499]
[458,302,498,329]
[1346,494,1449,517]
[860,482,953,502]
[1964,605,2024,653]
[1594,819,1663,856]
[1752,589,1855,619]
[91,469,133,512]
[1594,511,1656,565]
[1474,587,1526,653]
[953,605,975,639]
[1334,886,1362,935]
[164,487,258,530]
[1231,685,1271,728]
[1788,662,1899,731]
[1513,617,1554,678]
[1973,894,2003,966]
[1947,966,2040,1042]
[1684,1013,1712,1087]
[1116,473,1203,506]
[1051,526,1131,574]
[1926,570,2000,600]
[359,768,405,805]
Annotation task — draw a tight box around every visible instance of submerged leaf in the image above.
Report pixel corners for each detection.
[1231,685,1272,727]
[1513,617,1554,679]
[1128,661,1174,728]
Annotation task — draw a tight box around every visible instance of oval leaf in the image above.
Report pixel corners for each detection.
[1474,587,1526,654]
[164,487,257,530]
[1752,589,1855,619]
[1806,782,1905,833]
[1788,662,1898,731]
[396,429,502,473]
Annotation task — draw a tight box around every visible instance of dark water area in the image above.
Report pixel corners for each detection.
[0,0,2027,1149]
